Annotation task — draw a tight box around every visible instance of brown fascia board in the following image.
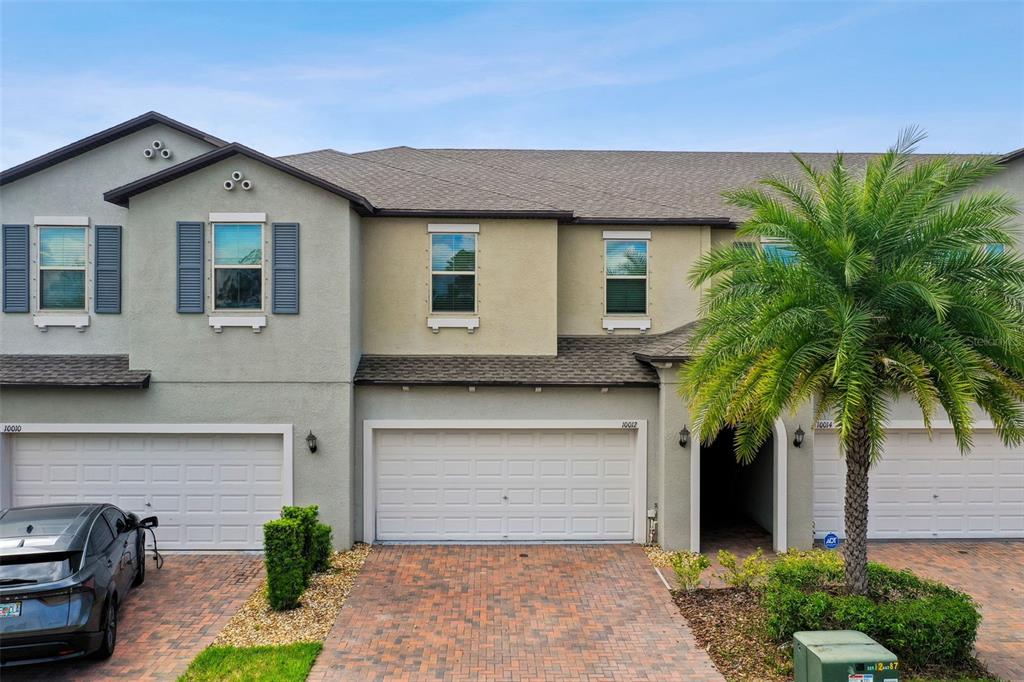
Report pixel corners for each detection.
[372,208,575,220]
[1,111,228,186]
[568,216,736,226]
[103,143,376,213]
[997,147,1024,164]
[354,378,659,387]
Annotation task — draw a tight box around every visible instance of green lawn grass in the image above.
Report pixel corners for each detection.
[178,642,322,682]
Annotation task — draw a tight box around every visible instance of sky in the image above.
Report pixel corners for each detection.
[1,1,1022,168]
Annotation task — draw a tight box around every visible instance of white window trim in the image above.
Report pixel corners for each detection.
[209,212,266,223]
[0,423,293,512]
[428,223,480,233]
[604,237,649,317]
[211,222,266,313]
[208,315,267,333]
[35,224,90,315]
[430,231,478,316]
[33,216,88,227]
[602,230,651,240]
[602,317,651,332]
[426,316,480,333]
[362,419,648,544]
[32,314,90,332]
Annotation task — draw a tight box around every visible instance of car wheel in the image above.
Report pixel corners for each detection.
[132,537,146,587]
[92,596,118,660]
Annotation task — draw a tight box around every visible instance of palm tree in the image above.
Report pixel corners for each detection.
[681,129,1024,594]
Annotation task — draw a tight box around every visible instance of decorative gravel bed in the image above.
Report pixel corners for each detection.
[642,543,674,568]
[213,543,371,647]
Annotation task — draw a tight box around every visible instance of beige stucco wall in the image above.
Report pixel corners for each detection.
[361,218,558,355]
[0,123,218,354]
[557,224,713,335]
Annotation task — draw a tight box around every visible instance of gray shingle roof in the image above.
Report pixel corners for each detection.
[282,147,970,221]
[354,323,697,387]
[0,355,151,388]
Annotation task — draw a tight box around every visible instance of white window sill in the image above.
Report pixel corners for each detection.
[208,315,267,333]
[34,314,90,332]
[602,317,651,332]
[427,316,480,333]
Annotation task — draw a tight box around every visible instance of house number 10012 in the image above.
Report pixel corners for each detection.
[621,421,638,429]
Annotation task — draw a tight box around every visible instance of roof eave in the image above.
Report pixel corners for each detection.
[354,378,658,387]
[372,208,575,220]
[569,216,736,226]
[1,111,228,186]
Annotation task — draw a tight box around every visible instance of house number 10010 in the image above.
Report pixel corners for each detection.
[2,425,23,432]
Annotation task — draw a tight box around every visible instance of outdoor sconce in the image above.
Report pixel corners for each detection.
[306,430,319,453]
[679,426,691,448]
[793,426,805,448]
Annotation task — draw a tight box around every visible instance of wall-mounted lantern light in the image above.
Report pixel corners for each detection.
[793,426,805,448]
[678,426,690,448]
[306,430,319,453]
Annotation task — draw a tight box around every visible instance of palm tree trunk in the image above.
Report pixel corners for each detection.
[843,415,872,595]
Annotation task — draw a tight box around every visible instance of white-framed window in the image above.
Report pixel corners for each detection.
[430,232,476,313]
[212,222,264,311]
[37,226,88,311]
[605,239,648,315]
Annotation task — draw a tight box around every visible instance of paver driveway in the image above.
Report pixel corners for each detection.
[868,540,1024,682]
[4,553,262,682]
[310,544,722,681]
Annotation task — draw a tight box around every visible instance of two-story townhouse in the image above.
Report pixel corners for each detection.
[2,113,1021,554]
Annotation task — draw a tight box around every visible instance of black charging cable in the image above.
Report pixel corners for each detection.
[145,526,165,569]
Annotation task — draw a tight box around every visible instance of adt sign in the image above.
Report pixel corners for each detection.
[823,532,840,550]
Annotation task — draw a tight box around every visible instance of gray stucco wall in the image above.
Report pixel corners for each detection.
[0,383,354,546]
[0,124,218,355]
[353,385,660,543]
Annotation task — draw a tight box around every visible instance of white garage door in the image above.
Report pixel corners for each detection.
[814,429,1024,539]
[10,433,285,550]
[374,428,639,542]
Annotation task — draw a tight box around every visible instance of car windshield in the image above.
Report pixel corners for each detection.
[0,507,88,539]
[0,559,72,584]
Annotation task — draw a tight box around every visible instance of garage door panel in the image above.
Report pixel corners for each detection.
[11,433,284,550]
[374,428,637,542]
[814,429,1023,539]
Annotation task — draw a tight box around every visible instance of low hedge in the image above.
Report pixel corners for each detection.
[762,550,980,667]
[312,522,332,573]
[263,518,306,610]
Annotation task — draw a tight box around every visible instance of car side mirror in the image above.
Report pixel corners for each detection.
[138,516,159,529]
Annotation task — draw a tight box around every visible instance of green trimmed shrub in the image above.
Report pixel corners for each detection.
[281,505,325,578]
[263,518,306,610]
[669,551,711,591]
[762,550,980,667]
[312,522,332,572]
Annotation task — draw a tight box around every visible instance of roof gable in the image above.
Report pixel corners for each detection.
[103,143,375,212]
[1,111,228,186]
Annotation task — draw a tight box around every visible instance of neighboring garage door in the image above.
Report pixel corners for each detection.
[374,428,638,542]
[10,433,285,550]
[814,428,1024,539]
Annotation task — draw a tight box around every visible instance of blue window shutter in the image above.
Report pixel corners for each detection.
[94,225,122,313]
[2,224,30,313]
[177,222,204,313]
[272,223,299,314]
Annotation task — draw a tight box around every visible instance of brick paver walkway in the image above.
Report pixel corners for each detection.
[868,540,1024,682]
[5,553,263,681]
[310,544,723,681]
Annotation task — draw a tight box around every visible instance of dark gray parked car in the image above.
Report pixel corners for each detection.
[0,503,157,667]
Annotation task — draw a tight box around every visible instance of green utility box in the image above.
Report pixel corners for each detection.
[793,630,900,682]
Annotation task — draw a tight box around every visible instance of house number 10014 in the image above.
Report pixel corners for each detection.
[621,421,638,429]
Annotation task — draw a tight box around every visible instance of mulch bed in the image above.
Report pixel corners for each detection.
[673,588,792,682]
[672,587,997,682]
